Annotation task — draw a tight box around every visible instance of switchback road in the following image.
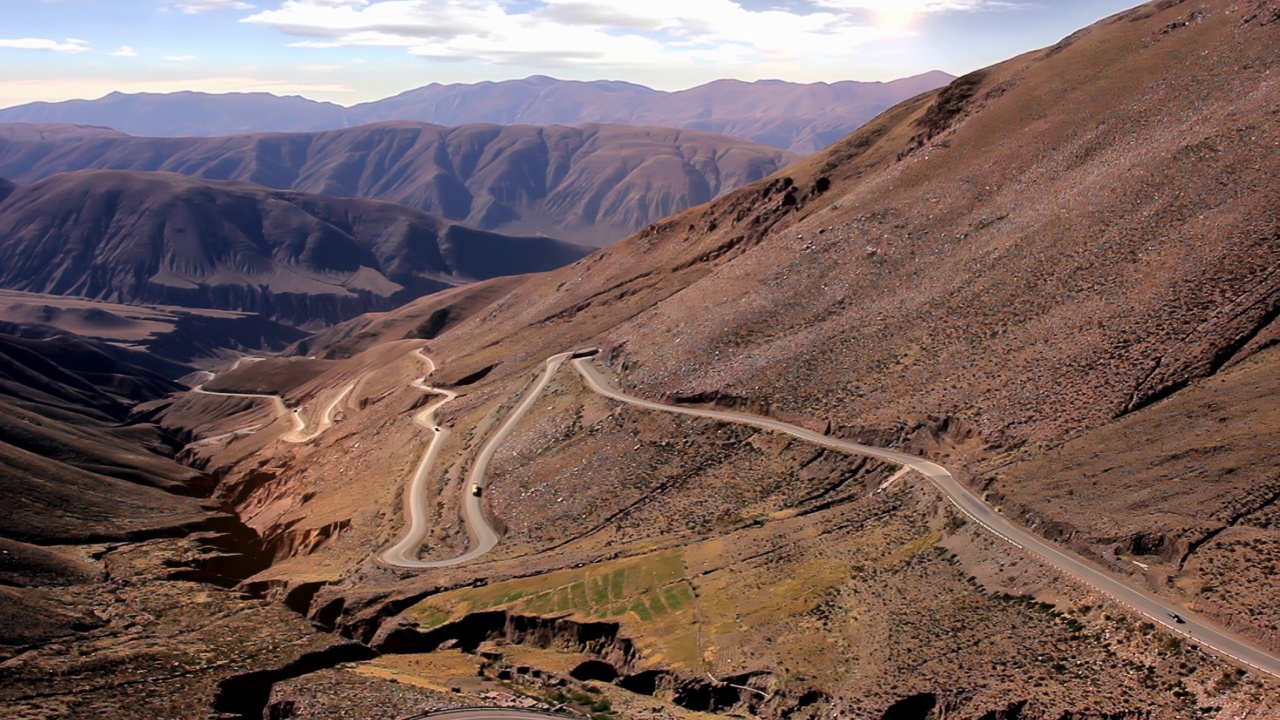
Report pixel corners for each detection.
[379,351,571,569]
[204,348,1280,680]
[282,383,354,443]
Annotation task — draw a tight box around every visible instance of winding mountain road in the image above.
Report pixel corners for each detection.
[191,363,346,444]
[199,348,1280,680]
[378,351,571,569]
[282,383,354,443]
[569,357,1280,681]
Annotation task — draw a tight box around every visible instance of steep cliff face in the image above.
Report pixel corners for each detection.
[0,170,592,327]
[0,123,799,246]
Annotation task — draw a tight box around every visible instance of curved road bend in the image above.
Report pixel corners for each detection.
[282,383,354,443]
[380,351,573,569]
[192,372,296,431]
[570,358,1280,681]
[192,365,347,444]
[379,349,461,568]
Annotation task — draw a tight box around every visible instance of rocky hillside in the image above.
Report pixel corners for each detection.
[0,331,214,547]
[166,0,1279,716]
[0,122,800,246]
[0,73,952,153]
[0,328,344,708]
[0,170,592,327]
[7,1,1279,718]
[388,0,1279,450]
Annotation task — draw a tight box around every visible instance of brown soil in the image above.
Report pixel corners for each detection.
[202,1,1278,714]
[7,0,1280,717]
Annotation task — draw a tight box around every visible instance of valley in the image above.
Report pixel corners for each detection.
[0,123,800,247]
[0,170,595,328]
[0,0,1278,718]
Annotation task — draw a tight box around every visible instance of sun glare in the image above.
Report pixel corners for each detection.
[861,1,921,30]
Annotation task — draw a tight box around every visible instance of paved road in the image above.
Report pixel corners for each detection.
[570,358,1280,680]
[198,349,1280,679]
[379,350,462,569]
[379,351,572,569]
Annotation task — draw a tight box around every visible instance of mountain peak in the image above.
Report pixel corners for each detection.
[0,73,953,153]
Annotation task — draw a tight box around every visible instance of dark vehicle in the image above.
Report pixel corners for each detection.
[1168,612,1186,624]
[471,483,483,497]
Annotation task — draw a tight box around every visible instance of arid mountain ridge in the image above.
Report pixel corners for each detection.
[2,1,1279,718]
[150,0,1279,716]
[0,122,800,246]
[0,72,954,153]
[0,170,592,327]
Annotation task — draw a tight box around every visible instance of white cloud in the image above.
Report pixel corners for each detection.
[173,0,257,12]
[813,0,1020,28]
[0,37,91,54]
[109,45,139,57]
[243,0,1014,71]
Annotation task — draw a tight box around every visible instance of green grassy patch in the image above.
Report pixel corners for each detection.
[409,550,686,624]
[407,549,702,666]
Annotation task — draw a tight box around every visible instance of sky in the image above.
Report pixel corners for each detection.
[0,0,1142,109]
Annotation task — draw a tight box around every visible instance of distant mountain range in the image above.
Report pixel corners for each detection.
[0,170,593,327]
[0,73,953,153]
[0,121,798,246]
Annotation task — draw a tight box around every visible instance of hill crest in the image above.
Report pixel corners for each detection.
[0,121,799,246]
[0,73,953,153]
[0,170,593,327]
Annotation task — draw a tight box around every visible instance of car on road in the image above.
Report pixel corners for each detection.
[1168,612,1185,624]
[471,483,483,497]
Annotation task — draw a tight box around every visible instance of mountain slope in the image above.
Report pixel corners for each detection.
[349,72,955,152]
[0,122,799,246]
[195,1,1280,715]
[0,171,593,326]
[0,290,310,365]
[393,0,1279,449]
[0,331,212,544]
[0,74,953,153]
